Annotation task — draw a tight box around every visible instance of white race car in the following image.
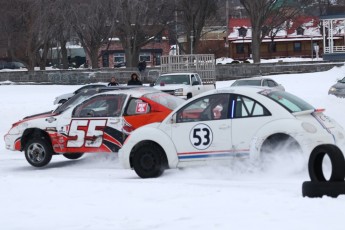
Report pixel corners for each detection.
[4,87,184,167]
[53,83,107,104]
[119,87,345,178]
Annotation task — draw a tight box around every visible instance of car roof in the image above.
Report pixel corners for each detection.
[96,86,160,97]
[235,76,272,81]
[161,72,197,75]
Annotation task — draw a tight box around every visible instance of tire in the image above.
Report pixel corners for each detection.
[24,138,53,167]
[308,145,345,182]
[302,181,345,198]
[63,153,84,160]
[132,143,168,178]
[187,93,192,99]
[260,134,301,155]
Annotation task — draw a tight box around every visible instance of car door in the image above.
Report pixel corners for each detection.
[170,93,233,164]
[230,94,272,157]
[62,94,128,153]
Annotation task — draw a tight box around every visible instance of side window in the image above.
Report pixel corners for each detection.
[233,95,270,118]
[73,94,126,117]
[176,94,230,123]
[125,98,151,116]
[268,80,277,87]
[262,80,268,87]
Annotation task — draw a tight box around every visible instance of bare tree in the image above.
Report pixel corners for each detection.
[69,0,117,69]
[240,0,311,63]
[114,0,174,68]
[52,0,74,69]
[176,0,219,54]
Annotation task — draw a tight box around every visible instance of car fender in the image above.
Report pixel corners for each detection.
[249,118,335,158]
[119,125,179,169]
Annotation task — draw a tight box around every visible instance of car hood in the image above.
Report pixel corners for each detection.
[154,84,187,91]
[330,82,345,89]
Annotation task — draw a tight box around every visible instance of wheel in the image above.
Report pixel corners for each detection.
[260,134,301,155]
[59,99,67,104]
[24,138,53,167]
[132,143,168,178]
[187,93,192,99]
[63,153,84,160]
[302,181,345,198]
[308,145,345,182]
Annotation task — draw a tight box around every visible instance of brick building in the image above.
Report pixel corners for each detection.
[227,17,345,60]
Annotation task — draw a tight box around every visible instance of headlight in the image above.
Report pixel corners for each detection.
[8,123,27,135]
[174,88,184,96]
[329,87,337,92]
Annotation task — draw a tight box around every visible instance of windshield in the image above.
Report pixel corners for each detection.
[54,90,96,114]
[143,92,185,110]
[260,90,314,113]
[156,75,190,85]
[232,79,261,86]
[339,77,345,83]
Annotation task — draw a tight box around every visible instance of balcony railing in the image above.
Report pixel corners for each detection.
[325,46,345,53]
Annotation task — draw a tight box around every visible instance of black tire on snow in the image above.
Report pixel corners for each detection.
[63,153,84,160]
[24,138,53,167]
[302,181,345,198]
[132,143,167,178]
[308,145,345,182]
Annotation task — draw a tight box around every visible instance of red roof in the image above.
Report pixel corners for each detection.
[228,16,320,36]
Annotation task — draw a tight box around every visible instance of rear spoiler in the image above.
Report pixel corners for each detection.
[292,108,325,116]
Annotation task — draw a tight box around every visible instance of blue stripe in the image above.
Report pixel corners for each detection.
[178,152,249,159]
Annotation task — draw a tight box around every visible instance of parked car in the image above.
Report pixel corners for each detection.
[4,87,185,167]
[152,72,215,99]
[0,60,26,70]
[231,77,285,91]
[328,77,345,98]
[119,87,345,178]
[53,83,107,104]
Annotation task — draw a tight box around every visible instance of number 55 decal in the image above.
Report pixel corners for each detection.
[189,124,213,150]
[67,119,107,148]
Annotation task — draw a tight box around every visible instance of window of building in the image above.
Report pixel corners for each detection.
[296,27,304,35]
[236,44,244,54]
[238,27,247,37]
[139,53,151,62]
[293,42,302,52]
[114,53,125,63]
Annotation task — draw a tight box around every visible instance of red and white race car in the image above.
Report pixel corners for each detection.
[4,87,184,167]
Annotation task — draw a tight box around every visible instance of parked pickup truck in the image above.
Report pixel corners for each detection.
[152,72,215,99]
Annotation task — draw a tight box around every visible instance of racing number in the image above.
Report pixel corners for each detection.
[192,128,211,146]
[67,119,107,148]
[189,124,213,150]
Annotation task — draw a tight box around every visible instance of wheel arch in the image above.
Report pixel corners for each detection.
[21,128,53,151]
[122,126,179,169]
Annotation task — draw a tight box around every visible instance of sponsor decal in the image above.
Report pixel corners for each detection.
[135,102,148,113]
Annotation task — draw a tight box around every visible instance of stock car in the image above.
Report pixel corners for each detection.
[53,83,107,104]
[119,86,345,178]
[4,87,184,167]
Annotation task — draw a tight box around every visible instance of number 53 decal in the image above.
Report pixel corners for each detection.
[189,124,213,150]
[67,119,107,148]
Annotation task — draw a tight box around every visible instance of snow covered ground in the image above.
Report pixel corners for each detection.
[1,65,345,230]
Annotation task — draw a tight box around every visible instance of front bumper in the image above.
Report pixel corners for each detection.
[4,134,21,151]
